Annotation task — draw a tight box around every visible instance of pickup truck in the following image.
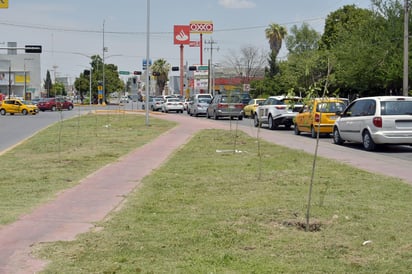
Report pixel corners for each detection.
[254,96,303,129]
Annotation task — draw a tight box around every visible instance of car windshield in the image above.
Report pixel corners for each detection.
[316,102,346,113]
[381,101,412,115]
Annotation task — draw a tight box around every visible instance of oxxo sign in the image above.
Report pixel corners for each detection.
[189,21,213,34]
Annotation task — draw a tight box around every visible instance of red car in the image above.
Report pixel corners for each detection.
[37,98,74,111]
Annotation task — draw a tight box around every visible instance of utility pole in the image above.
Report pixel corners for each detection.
[404,0,409,96]
[204,38,219,96]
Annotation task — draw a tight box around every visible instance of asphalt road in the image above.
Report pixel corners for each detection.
[0,102,412,167]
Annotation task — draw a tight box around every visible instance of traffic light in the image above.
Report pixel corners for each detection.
[172,66,179,71]
[188,66,197,71]
[133,71,142,75]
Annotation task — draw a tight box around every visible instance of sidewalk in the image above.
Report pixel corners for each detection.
[0,113,411,273]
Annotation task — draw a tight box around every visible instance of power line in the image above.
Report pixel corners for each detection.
[0,17,326,36]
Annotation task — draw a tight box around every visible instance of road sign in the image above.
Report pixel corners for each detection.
[119,71,130,75]
[197,65,208,71]
[25,45,42,53]
[0,0,8,9]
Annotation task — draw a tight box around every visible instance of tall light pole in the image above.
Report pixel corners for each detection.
[102,20,106,105]
[145,0,151,126]
[403,0,409,96]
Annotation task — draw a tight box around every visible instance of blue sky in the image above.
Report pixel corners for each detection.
[0,0,371,81]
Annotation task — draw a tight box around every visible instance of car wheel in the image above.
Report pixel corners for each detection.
[0,109,6,115]
[253,115,260,127]
[68,105,73,110]
[268,115,277,130]
[250,112,255,119]
[362,130,376,151]
[151,105,154,111]
[51,106,56,111]
[213,111,219,120]
[294,124,300,135]
[238,116,243,121]
[22,109,28,115]
[311,126,317,138]
[332,127,344,145]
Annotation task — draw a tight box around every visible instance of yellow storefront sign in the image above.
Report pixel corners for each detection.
[15,74,31,84]
[0,0,9,9]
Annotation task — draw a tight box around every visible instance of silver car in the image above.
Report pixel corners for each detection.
[332,96,412,151]
[188,97,211,116]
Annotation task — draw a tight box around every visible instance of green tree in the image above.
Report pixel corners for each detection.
[265,23,288,57]
[284,23,324,95]
[265,23,287,78]
[151,59,171,96]
[43,70,52,97]
[74,55,124,103]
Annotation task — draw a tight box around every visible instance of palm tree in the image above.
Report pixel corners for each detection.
[151,59,171,96]
[265,23,287,58]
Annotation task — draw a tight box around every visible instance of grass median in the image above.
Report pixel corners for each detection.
[27,123,412,273]
[0,113,175,225]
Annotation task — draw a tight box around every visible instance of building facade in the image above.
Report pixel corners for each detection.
[0,42,42,100]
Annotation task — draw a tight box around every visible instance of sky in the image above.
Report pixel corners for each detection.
[0,0,372,82]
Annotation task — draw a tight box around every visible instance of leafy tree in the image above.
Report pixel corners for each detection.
[286,22,321,55]
[151,59,171,96]
[74,55,124,103]
[43,70,52,97]
[320,5,374,50]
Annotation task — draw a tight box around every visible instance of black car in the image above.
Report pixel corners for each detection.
[239,93,252,105]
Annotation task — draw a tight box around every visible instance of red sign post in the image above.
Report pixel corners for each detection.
[189,21,213,65]
[174,25,190,96]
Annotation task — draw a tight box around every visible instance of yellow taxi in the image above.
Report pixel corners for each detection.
[242,98,266,118]
[0,98,39,115]
[294,98,346,138]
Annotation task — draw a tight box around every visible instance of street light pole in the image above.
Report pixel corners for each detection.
[145,0,151,126]
[102,20,107,105]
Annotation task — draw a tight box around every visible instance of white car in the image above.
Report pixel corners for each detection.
[254,96,303,129]
[119,95,129,103]
[332,96,412,151]
[161,98,184,113]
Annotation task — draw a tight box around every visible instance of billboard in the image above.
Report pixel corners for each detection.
[189,21,213,34]
[173,25,190,45]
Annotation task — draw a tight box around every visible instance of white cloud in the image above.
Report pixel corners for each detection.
[218,0,256,9]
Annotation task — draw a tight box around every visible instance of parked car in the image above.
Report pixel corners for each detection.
[254,96,303,129]
[243,98,266,118]
[332,96,412,151]
[239,93,252,105]
[294,98,347,138]
[206,94,244,120]
[0,99,39,115]
[37,97,74,111]
[161,97,184,113]
[188,97,211,117]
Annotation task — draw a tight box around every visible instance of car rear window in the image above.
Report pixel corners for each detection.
[316,102,346,113]
[381,101,412,115]
[221,96,241,103]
